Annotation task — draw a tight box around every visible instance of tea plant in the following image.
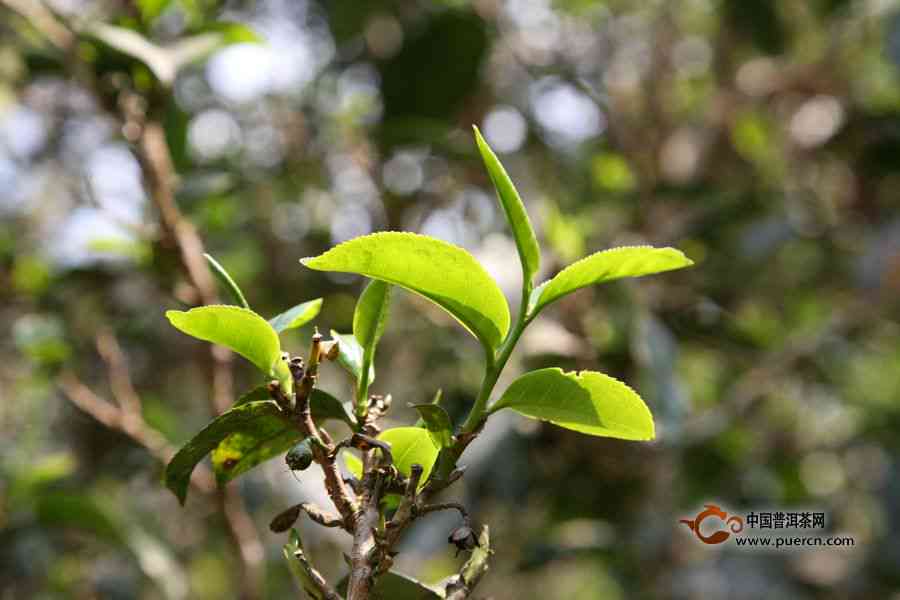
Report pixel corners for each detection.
[164,127,693,599]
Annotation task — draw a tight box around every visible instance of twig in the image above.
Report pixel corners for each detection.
[445,526,492,600]
[346,469,384,600]
[290,339,358,527]
[58,371,215,494]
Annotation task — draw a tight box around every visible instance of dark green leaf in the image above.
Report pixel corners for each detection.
[302,233,510,351]
[410,403,454,448]
[233,384,271,407]
[213,388,353,486]
[165,400,284,503]
[211,423,300,486]
[490,368,655,440]
[473,125,540,287]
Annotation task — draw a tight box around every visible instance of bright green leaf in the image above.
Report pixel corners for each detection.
[343,451,362,479]
[269,299,323,333]
[410,403,454,448]
[473,125,540,287]
[204,253,249,309]
[166,305,285,379]
[164,400,285,503]
[531,246,693,316]
[353,280,392,369]
[343,427,440,484]
[302,233,510,351]
[330,331,374,385]
[489,368,655,440]
[379,427,441,482]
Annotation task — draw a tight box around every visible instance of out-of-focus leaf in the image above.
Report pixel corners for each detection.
[8,452,76,503]
[411,403,454,448]
[530,246,694,316]
[204,253,249,309]
[330,330,374,384]
[136,0,174,23]
[87,237,151,263]
[36,493,123,544]
[84,23,258,86]
[473,125,540,286]
[166,306,290,389]
[380,10,487,122]
[269,299,323,333]
[336,570,445,599]
[164,400,285,503]
[490,368,655,440]
[302,233,510,351]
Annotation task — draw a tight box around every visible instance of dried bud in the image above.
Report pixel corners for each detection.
[269,504,302,533]
[448,524,479,556]
[289,356,305,380]
[321,340,340,361]
[285,439,314,471]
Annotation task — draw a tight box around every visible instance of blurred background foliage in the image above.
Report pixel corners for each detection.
[1,0,899,598]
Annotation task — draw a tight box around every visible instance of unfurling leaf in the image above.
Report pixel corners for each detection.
[489,368,655,440]
[353,280,392,374]
[165,400,285,503]
[203,253,249,309]
[301,232,510,351]
[269,299,323,333]
[166,305,291,390]
[411,403,454,448]
[529,246,693,316]
[473,125,540,287]
[330,331,374,385]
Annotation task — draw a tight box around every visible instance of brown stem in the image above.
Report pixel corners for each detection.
[347,470,383,600]
[291,345,358,528]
